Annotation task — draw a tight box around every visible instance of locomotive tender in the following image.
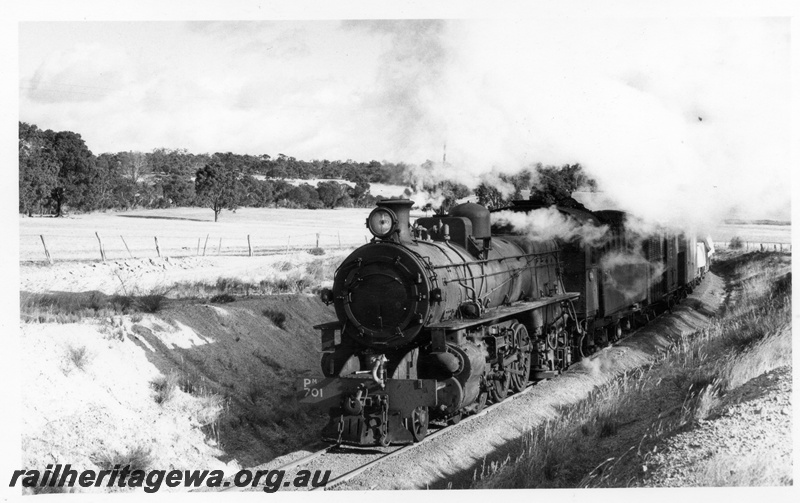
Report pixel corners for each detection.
[300,197,712,446]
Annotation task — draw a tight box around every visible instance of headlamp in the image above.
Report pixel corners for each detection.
[366,207,397,238]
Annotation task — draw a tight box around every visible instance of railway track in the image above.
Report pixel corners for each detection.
[216,380,540,492]
[209,304,677,493]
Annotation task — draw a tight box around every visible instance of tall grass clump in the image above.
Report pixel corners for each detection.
[20,287,171,323]
[151,371,180,405]
[66,344,91,371]
[91,445,153,472]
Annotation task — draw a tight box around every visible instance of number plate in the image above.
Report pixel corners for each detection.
[297,377,327,402]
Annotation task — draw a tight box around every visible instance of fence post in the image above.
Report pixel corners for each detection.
[40,235,53,264]
[247,235,253,257]
[95,232,106,261]
[218,238,222,256]
[154,236,161,258]
[203,234,209,256]
[316,233,320,248]
[197,238,200,255]
[286,236,291,253]
[338,231,341,247]
[121,235,133,258]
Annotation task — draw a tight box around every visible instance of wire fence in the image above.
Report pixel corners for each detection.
[713,241,792,253]
[22,232,791,264]
[21,231,371,264]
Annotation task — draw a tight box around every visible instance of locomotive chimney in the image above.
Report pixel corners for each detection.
[376,198,414,243]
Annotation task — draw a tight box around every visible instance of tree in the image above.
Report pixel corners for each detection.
[95,153,127,210]
[195,163,241,221]
[49,129,99,215]
[348,177,372,207]
[282,184,322,209]
[19,122,59,216]
[435,181,471,214]
[475,183,507,210]
[159,174,196,207]
[317,181,349,208]
[531,163,597,205]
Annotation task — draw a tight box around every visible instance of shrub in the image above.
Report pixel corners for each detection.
[67,344,90,371]
[729,236,744,249]
[263,309,287,329]
[135,294,167,313]
[308,247,325,256]
[91,445,152,472]
[151,372,180,405]
[210,293,236,303]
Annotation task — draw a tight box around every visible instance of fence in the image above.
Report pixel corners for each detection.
[21,231,371,264]
[714,241,792,253]
[22,233,792,264]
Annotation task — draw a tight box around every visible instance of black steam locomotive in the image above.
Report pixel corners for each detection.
[299,197,712,446]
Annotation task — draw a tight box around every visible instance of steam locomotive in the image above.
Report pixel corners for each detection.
[299,197,712,446]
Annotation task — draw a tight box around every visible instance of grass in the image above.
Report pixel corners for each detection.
[149,369,227,444]
[165,256,338,300]
[66,344,90,371]
[19,255,337,324]
[150,371,180,405]
[471,251,791,489]
[91,445,153,472]
[20,288,169,323]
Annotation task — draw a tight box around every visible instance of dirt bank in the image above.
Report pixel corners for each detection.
[20,293,337,493]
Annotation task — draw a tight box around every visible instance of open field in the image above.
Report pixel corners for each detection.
[21,207,791,264]
[712,222,791,248]
[20,207,384,263]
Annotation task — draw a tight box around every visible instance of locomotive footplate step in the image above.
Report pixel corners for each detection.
[427,293,580,331]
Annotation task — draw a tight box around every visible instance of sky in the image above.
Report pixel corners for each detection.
[14,2,797,227]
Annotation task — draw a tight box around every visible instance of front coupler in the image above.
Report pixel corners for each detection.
[299,376,437,446]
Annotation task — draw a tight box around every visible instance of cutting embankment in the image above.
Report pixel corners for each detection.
[19,254,345,494]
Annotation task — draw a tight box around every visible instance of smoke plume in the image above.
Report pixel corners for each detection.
[491,207,609,245]
[355,18,790,227]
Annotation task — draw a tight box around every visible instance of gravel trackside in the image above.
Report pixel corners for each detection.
[641,364,792,487]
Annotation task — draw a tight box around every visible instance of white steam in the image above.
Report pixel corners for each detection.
[355,18,790,226]
[491,207,609,245]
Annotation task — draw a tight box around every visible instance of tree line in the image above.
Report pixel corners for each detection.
[19,121,595,221]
